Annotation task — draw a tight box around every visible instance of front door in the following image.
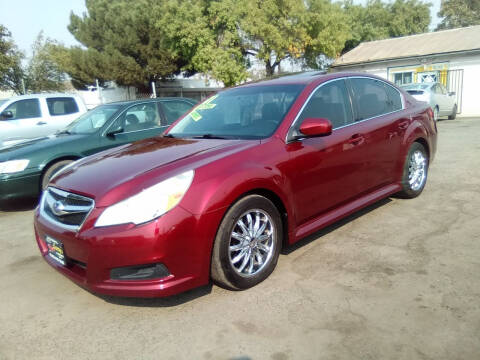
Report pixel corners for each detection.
[286,79,371,226]
[99,101,169,151]
[0,99,44,144]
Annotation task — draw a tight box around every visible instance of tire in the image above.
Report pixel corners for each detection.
[211,195,283,290]
[448,104,457,120]
[41,160,74,190]
[433,106,439,121]
[396,142,429,199]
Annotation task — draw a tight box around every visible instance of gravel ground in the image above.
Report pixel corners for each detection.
[0,117,479,360]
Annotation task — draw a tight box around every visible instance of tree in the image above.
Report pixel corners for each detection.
[436,0,480,30]
[158,0,248,86]
[25,32,67,93]
[59,0,186,90]
[236,0,350,75]
[342,0,431,53]
[0,24,25,94]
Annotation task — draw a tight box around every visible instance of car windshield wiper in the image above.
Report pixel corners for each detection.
[163,133,175,138]
[191,134,228,139]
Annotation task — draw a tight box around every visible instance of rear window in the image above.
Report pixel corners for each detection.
[46,97,79,116]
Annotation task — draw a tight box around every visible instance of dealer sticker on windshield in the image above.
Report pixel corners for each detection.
[45,236,66,266]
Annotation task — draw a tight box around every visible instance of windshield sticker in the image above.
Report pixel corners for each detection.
[189,95,218,121]
[197,95,218,110]
[190,111,202,121]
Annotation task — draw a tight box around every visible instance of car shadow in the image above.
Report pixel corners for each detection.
[0,197,38,212]
[282,197,392,255]
[96,198,393,307]
[97,283,213,307]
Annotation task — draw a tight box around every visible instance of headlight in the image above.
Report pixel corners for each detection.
[95,170,194,227]
[0,159,30,174]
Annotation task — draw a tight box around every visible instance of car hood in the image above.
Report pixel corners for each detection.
[0,133,88,162]
[52,136,259,206]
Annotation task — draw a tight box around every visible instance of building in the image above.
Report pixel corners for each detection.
[332,25,480,117]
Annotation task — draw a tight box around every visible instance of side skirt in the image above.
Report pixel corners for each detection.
[292,183,401,243]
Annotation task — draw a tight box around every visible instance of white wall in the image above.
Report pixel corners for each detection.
[333,52,480,117]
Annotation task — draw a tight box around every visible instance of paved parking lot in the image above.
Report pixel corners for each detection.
[1,118,479,360]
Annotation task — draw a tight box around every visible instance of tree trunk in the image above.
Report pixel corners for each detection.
[265,61,275,77]
[265,60,280,77]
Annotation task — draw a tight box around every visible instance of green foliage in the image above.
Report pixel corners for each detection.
[0,24,25,94]
[436,0,480,30]
[236,0,349,75]
[343,0,431,53]
[62,0,183,89]
[25,32,67,93]
[159,0,248,86]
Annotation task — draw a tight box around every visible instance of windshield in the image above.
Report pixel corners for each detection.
[63,104,121,134]
[168,84,305,139]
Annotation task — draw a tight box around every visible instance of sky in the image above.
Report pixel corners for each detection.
[1,0,442,58]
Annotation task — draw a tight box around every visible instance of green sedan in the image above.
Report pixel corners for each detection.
[0,97,196,203]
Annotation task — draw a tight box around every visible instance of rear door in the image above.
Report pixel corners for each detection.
[44,97,83,132]
[0,98,44,143]
[160,99,196,126]
[348,77,407,190]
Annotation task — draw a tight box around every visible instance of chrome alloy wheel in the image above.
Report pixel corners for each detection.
[408,150,427,191]
[228,209,275,277]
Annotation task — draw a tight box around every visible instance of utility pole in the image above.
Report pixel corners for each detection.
[151,81,157,98]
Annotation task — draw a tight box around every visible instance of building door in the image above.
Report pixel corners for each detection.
[446,69,464,114]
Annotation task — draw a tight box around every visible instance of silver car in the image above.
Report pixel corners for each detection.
[0,93,87,148]
[402,83,457,120]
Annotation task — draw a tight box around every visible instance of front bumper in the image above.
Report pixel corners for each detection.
[0,172,40,202]
[34,204,224,298]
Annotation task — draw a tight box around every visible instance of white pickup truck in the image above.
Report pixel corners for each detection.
[0,93,87,148]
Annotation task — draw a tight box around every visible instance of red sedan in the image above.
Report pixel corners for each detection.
[34,72,437,297]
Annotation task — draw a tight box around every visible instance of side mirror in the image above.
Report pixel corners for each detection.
[106,127,123,138]
[0,110,14,120]
[448,91,456,96]
[298,118,332,138]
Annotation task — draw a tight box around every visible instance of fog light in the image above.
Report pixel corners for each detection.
[110,263,170,280]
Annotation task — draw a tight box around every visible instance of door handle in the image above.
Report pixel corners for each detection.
[37,121,47,125]
[348,133,365,145]
[398,121,409,130]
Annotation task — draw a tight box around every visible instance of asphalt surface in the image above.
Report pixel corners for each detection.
[1,118,479,360]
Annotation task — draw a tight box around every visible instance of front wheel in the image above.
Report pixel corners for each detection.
[397,142,429,199]
[41,160,74,190]
[211,195,282,290]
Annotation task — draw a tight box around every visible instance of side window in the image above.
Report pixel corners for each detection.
[46,97,79,116]
[383,84,403,112]
[350,78,390,120]
[120,103,161,132]
[4,99,41,120]
[161,100,194,125]
[297,80,353,130]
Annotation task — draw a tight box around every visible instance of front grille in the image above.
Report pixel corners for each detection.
[41,187,94,230]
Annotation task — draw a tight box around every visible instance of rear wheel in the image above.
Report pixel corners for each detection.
[433,106,439,121]
[211,195,282,290]
[448,104,457,120]
[397,142,428,198]
[41,160,74,190]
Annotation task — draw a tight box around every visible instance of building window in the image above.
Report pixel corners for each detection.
[393,72,413,85]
